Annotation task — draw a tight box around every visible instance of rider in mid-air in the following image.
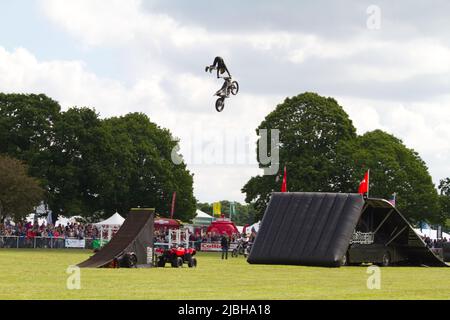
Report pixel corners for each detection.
[206,57,232,97]
[206,56,231,79]
[205,56,239,112]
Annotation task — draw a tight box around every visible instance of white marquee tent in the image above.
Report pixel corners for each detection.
[95,212,125,241]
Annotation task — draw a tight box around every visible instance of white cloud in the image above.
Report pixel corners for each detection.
[0,46,281,202]
[3,0,449,202]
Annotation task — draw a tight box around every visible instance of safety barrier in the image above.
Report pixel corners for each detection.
[0,236,96,249]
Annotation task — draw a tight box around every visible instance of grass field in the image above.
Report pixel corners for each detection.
[0,249,449,300]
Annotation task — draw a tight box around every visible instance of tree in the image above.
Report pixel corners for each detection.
[196,201,258,226]
[243,92,441,224]
[0,93,60,181]
[0,93,197,222]
[0,155,44,221]
[97,113,196,221]
[337,130,441,224]
[242,92,357,220]
[45,107,105,220]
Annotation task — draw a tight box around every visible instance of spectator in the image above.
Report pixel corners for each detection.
[220,233,230,260]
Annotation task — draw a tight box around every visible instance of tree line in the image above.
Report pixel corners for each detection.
[1,91,449,229]
[243,92,450,227]
[0,93,196,222]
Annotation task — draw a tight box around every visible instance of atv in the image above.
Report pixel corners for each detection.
[155,245,197,268]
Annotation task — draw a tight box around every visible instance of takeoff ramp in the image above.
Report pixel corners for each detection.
[248,193,448,267]
[78,208,155,268]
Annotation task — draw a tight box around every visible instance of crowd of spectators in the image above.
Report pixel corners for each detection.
[422,236,448,249]
[0,220,100,240]
[1,219,259,251]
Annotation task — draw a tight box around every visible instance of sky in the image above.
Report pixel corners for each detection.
[0,0,449,203]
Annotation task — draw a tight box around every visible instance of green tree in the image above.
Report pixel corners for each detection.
[337,130,441,224]
[0,93,60,181]
[196,201,258,226]
[0,155,44,221]
[0,93,197,222]
[98,113,196,221]
[242,92,357,220]
[46,107,105,219]
[243,92,441,224]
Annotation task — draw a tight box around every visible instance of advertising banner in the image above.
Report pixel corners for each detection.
[65,239,86,248]
[200,242,237,252]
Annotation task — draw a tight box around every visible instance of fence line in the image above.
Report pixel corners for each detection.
[1,236,208,251]
[0,236,96,250]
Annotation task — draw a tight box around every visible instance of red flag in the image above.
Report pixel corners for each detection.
[170,192,177,219]
[281,166,287,193]
[358,170,370,195]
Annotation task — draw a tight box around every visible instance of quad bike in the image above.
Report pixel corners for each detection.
[214,77,239,112]
[155,245,198,268]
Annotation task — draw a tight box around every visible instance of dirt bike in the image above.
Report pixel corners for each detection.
[231,239,247,257]
[214,76,239,112]
[205,65,239,112]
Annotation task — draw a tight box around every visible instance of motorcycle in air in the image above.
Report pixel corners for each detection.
[213,76,240,112]
[205,65,239,112]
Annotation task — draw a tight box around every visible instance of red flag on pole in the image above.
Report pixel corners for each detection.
[358,170,370,195]
[281,166,287,193]
[170,192,177,219]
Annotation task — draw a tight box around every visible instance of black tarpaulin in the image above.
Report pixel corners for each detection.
[248,193,448,267]
[247,193,364,267]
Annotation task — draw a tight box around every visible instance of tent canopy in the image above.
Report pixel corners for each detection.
[154,218,180,228]
[193,210,214,226]
[206,218,239,237]
[95,213,125,226]
[195,210,213,219]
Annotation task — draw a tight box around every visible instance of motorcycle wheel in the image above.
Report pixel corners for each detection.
[231,81,239,95]
[216,98,225,112]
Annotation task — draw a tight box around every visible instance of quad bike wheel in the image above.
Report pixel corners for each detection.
[188,257,197,268]
[216,98,225,112]
[157,257,166,268]
[176,257,184,268]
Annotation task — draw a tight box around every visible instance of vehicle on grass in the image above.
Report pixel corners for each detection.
[339,202,424,267]
[155,245,197,268]
[341,241,406,267]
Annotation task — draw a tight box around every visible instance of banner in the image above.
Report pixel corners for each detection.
[213,202,222,217]
[230,202,236,220]
[65,239,86,248]
[200,242,237,252]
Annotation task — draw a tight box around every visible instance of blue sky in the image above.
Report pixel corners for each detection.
[1,0,449,203]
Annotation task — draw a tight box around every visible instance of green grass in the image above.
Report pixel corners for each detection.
[0,249,449,300]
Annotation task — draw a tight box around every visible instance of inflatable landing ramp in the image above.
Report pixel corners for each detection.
[248,193,448,267]
[78,208,155,268]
